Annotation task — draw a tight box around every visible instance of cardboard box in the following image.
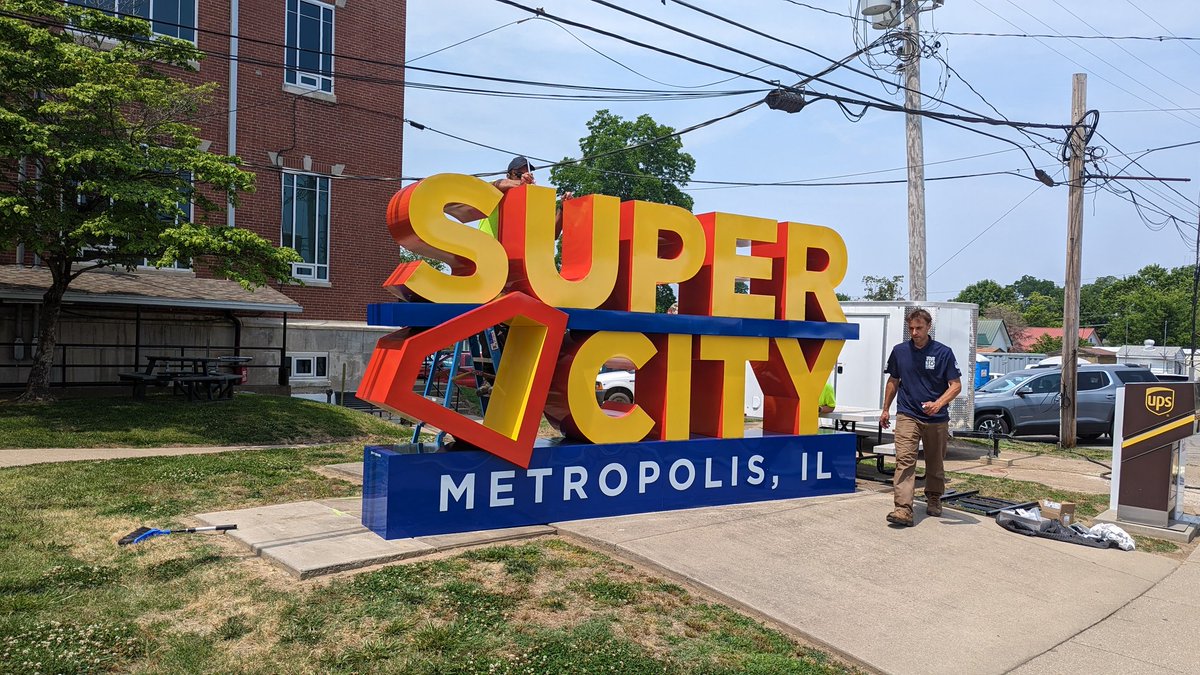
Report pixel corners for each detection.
[1039,499,1076,526]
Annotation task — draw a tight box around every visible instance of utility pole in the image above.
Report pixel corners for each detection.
[904,0,926,302]
[1061,73,1087,448]
[1190,188,1199,378]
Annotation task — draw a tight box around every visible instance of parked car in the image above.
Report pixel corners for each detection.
[596,367,635,404]
[1153,373,1191,382]
[973,364,1158,440]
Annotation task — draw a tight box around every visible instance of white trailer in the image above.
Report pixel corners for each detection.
[744,301,978,432]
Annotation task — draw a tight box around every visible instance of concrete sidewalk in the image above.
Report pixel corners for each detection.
[553,491,1180,675]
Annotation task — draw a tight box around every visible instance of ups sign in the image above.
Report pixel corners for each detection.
[1122,382,1195,446]
[1145,387,1176,417]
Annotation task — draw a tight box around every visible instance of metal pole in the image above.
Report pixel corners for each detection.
[1061,73,1087,448]
[904,0,926,302]
[1189,186,1199,377]
[278,313,289,386]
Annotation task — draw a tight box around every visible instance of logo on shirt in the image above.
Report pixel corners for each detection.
[925,356,936,370]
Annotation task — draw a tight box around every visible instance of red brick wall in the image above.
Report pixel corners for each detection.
[210,0,406,321]
[3,2,406,322]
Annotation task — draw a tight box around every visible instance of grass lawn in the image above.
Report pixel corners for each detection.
[0,394,409,449]
[0,446,856,674]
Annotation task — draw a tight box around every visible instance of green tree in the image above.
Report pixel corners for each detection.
[954,279,1015,309]
[862,274,904,301]
[550,109,696,210]
[551,109,696,313]
[1022,292,1060,327]
[1102,265,1194,346]
[1080,275,1119,343]
[836,292,852,302]
[656,284,677,314]
[0,2,299,400]
[1009,275,1061,308]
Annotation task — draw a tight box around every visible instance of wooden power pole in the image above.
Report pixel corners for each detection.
[904,0,926,302]
[1061,73,1087,448]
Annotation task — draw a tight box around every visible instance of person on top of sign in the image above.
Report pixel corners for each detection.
[879,308,962,527]
[443,156,572,238]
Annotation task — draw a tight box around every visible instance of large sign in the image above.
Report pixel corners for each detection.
[357,174,859,538]
[363,434,855,539]
[1113,382,1197,527]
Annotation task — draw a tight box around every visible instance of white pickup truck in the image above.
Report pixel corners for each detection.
[595,368,635,404]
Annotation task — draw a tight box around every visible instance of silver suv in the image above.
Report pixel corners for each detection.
[973,364,1158,440]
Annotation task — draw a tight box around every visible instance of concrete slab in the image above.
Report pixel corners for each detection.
[1092,509,1199,543]
[323,462,365,484]
[1013,542,1200,674]
[554,490,1177,675]
[196,498,554,579]
[1008,640,1180,675]
[197,500,433,579]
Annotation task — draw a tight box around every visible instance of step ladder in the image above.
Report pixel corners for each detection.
[411,326,505,447]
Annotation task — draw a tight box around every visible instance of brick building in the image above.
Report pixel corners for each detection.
[0,0,406,395]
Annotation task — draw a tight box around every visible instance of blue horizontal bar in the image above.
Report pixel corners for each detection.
[367,303,859,341]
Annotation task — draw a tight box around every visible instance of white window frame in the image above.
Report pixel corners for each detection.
[281,171,331,283]
[286,352,329,381]
[284,0,336,94]
[74,0,199,44]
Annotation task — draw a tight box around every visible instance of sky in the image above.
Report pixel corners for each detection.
[399,0,1200,301]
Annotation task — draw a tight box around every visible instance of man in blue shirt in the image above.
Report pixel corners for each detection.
[879,309,962,527]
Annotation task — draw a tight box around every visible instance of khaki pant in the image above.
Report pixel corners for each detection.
[893,413,947,516]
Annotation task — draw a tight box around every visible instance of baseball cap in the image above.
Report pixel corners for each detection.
[507,156,534,174]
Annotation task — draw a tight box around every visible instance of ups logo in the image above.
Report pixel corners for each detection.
[1145,387,1176,417]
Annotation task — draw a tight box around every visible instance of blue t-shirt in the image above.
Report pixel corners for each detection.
[885,339,961,422]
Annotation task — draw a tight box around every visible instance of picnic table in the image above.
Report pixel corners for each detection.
[119,355,251,402]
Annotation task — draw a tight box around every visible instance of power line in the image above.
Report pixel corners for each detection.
[1093,131,1199,211]
[936,30,1200,42]
[1002,0,1200,125]
[928,185,1043,277]
[1046,0,1200,110]
[647,0,1013,124]
[525,16,773,89]
[1122,0,1200,60]
[406,17,531,63]
[561,0,1068,174]
[38,2,1073,170]
[970,0,1200,131]
[779,0,864,23]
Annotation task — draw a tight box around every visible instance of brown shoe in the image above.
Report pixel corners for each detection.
[926,496,943,517]
[886,509,914,527]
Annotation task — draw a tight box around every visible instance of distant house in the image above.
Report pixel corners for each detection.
[1015,327,1101,352]
[977,318,1013,353]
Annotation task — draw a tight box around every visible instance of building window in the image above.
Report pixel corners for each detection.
[285,0,335,93]
[286,352,329,381]
[282,172,330,282]
[77,1,198,42]
[141,171,193,270]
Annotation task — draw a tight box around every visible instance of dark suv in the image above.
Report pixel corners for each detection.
[973,364,1158,440]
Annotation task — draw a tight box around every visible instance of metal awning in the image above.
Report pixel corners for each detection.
[0,265,302,314]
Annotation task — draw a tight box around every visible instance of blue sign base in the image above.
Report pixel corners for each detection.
[362,432,856,540]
